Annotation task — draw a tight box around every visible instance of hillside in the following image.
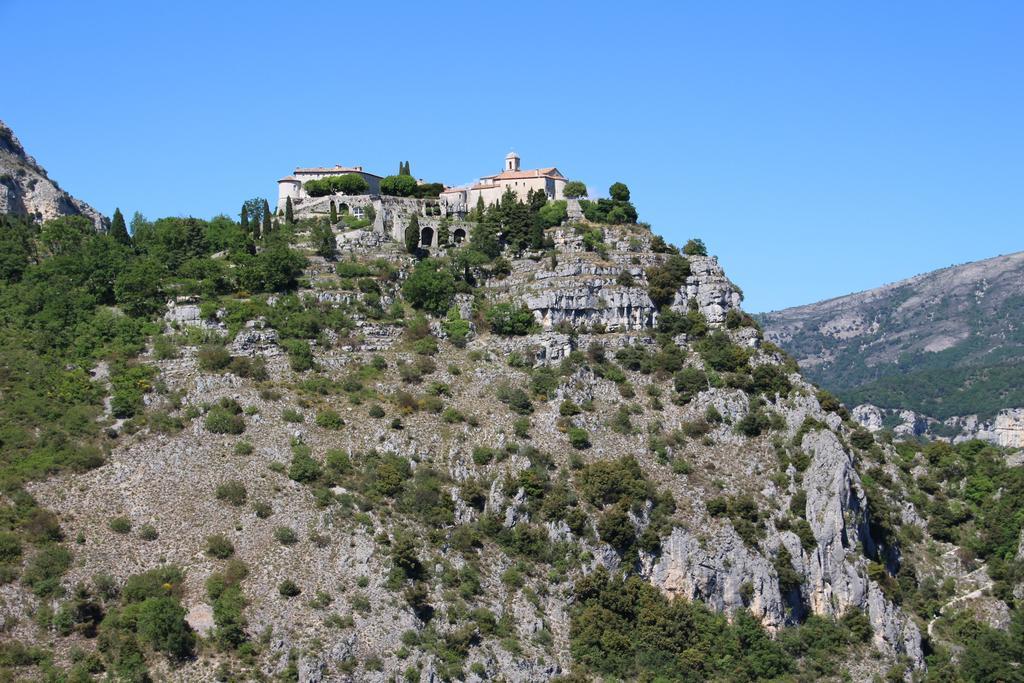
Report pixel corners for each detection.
[0,120,106,231]
[758,252,1024,421]
[0,136,1020,680]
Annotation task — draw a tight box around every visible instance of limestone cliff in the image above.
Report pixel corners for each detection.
[0,119,107,230]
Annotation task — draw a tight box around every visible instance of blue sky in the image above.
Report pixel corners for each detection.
[3,1,1021,312]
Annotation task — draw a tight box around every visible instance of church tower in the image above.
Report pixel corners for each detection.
[505,151,520,172]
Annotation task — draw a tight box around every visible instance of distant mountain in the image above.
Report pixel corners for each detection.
[758,252,1024,421]
[0,119,106,230]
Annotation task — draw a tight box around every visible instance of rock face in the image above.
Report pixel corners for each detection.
[852,402,1024,448]
[0,120,106,231]
[508,231,743,333]
[673,255,744,325]
[799,429,922,665]
[647,526,785,630]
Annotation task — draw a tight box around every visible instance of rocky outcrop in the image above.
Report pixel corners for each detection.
[524,285,656,331]
[853,402,1024,448]
[673,255,744,325]
[0,120,106,231]
[991,409,1024,448]
[647,526,785,631]
[800,429,923,666]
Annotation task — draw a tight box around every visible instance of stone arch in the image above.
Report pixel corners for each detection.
[453,228,466,244]
[420,227,435,248]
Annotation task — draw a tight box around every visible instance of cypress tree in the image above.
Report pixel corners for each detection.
[404,213,420,254]
[272,219,280,233]
[240,204,249,234]
[330,200,338,224]
[398,161,404,175]
[110,208,131,245]
[285,197,294,224]
[262,199,272,236]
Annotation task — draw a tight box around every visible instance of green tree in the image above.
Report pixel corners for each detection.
[311,220,336,259]
[114,257,167,317]
[110,208,132,246]
[329,200,338,224]
[402,258,456,316]
[239,203,249,235]
[405,214,420,254]
[436,217,451,246]
[285,197,294,225]
[135,596,195,660]
[261,199,272,236]
[563,181,587,198]
[0,214,35,284]
[683,238,707,256]
[381,175,419,197]
[609,182,630,202]
[486,303,535,335]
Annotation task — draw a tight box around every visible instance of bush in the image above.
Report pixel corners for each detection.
[282,339,314,372]
[205,534,235,559]
[472,447,495,466]
[486,303,535,336]
[496,383,533,414]
[273,526,298,545]
[22,545,72,597]
[278,579,301,597]
[568,427,591,450]
[139,524,159,541]
[673,367,707,402]
[135,596,195,660]
[698,331,750,373]
[215,480,247,506]
[315,409,345,430]
[197,344,232,371]
[304,174,369,197]
[442,308,471,347]
[282,407,304,423]
[288,446,322,483]
[380,175,418,197]
[646,255,690,309]
[205,402,245,434]
[109,516,132,534]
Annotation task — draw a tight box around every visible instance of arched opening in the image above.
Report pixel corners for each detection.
[338,203,349,215]
[453,228,466,244]
[420,227,434,247]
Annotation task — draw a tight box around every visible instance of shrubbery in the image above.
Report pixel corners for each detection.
[303,174,369,197]
[485,303,535,335]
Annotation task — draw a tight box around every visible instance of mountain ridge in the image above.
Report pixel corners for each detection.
[758,250,1024,421]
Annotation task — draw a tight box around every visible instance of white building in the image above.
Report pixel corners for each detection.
[440,152,567,212]
[277,165,383,211]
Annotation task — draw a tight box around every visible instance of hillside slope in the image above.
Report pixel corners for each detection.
[0,120,107,230]
[0,187,1020,681]
[758,252,1024,420]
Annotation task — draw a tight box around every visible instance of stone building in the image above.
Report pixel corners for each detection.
[277,165,383,209]
[440,152,567,213]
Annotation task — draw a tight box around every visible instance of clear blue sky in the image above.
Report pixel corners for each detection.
[4,1,1021,312]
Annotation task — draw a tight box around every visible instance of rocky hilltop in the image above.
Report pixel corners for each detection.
[758,251,1024,436]
[0,119,107,230]
[0,179,1020,681]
